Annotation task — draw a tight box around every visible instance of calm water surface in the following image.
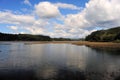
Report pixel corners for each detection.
[0,42,120,80]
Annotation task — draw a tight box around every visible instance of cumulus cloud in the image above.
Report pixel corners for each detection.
[23,0,32,6]
[9,26,18,30]
[34,2,81,18]
[0,11,49,35]
[35,2,61,18]
[25,26,46,34]
[0,11,35,25]
[64,0,120,30]
[50,23,91,38]
[84,0,120,28]
[1,0,120,38]
[54,3,81,10]
[54,0,120,38]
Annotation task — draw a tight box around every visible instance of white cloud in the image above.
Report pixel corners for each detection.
[23,0,32,6]
[9,26,18,30]
[25,27,46,34]
[0,11,49,35]
[64,13,90,29]
[50,23,91,38]
[54,3,81,10]
[0,11,35,25]
[84,0,120,28]
[35,2,61,18]
[54,0,120,38]
[34,1,81,18]
[1,0,120,38]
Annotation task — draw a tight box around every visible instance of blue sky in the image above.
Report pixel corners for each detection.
[0,0,88,15]
[0,0,88,9]
[0,0,120,38]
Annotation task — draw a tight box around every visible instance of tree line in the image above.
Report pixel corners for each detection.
[0,33,51,41]
[0,32,80,41]
[85,27,120,42]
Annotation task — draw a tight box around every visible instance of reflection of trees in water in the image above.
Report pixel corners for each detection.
[1,68,120,80]
[0,69,86,80]
[84,46,120,80]
[55,69,85,80]
[0,69,38,80]
[88,46,120,55]
[84,71,120,80]
[36,67,86,80]
[115,76,120,80]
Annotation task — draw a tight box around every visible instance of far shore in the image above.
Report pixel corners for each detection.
[0,41,120,49]
[23,41,120,49]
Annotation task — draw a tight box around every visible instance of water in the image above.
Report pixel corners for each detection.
[0,42,120,80]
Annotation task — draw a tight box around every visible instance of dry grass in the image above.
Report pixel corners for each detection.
[72,41,120,49]
[23,41,120,49]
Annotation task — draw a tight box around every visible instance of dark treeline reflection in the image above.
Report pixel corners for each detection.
[89,46,120,55]
[0,69,37,80]
[1,69,120,80]
[0,69,85,80]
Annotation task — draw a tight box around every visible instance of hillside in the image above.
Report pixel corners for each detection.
[0,32,75,41]
[85,27,120,42]
[0,33,51,41]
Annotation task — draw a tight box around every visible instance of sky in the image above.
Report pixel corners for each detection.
[0,0,120,38]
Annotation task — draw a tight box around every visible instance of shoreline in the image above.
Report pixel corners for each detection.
[0,41,120,49]
[72,41,120,49]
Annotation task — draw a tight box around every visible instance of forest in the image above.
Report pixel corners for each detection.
[0,33,51,41]
[0,32,75,41]
[85,27,120,42]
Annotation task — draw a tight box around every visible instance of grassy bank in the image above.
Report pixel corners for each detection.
[23,41,120,49]
[72,41,120,49]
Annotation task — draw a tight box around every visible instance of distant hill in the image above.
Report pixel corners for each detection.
[0,32,78,41]
[85,27,120,42]
[0,32,51,41]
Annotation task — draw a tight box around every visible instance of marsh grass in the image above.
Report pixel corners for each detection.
[72,41,120,49]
